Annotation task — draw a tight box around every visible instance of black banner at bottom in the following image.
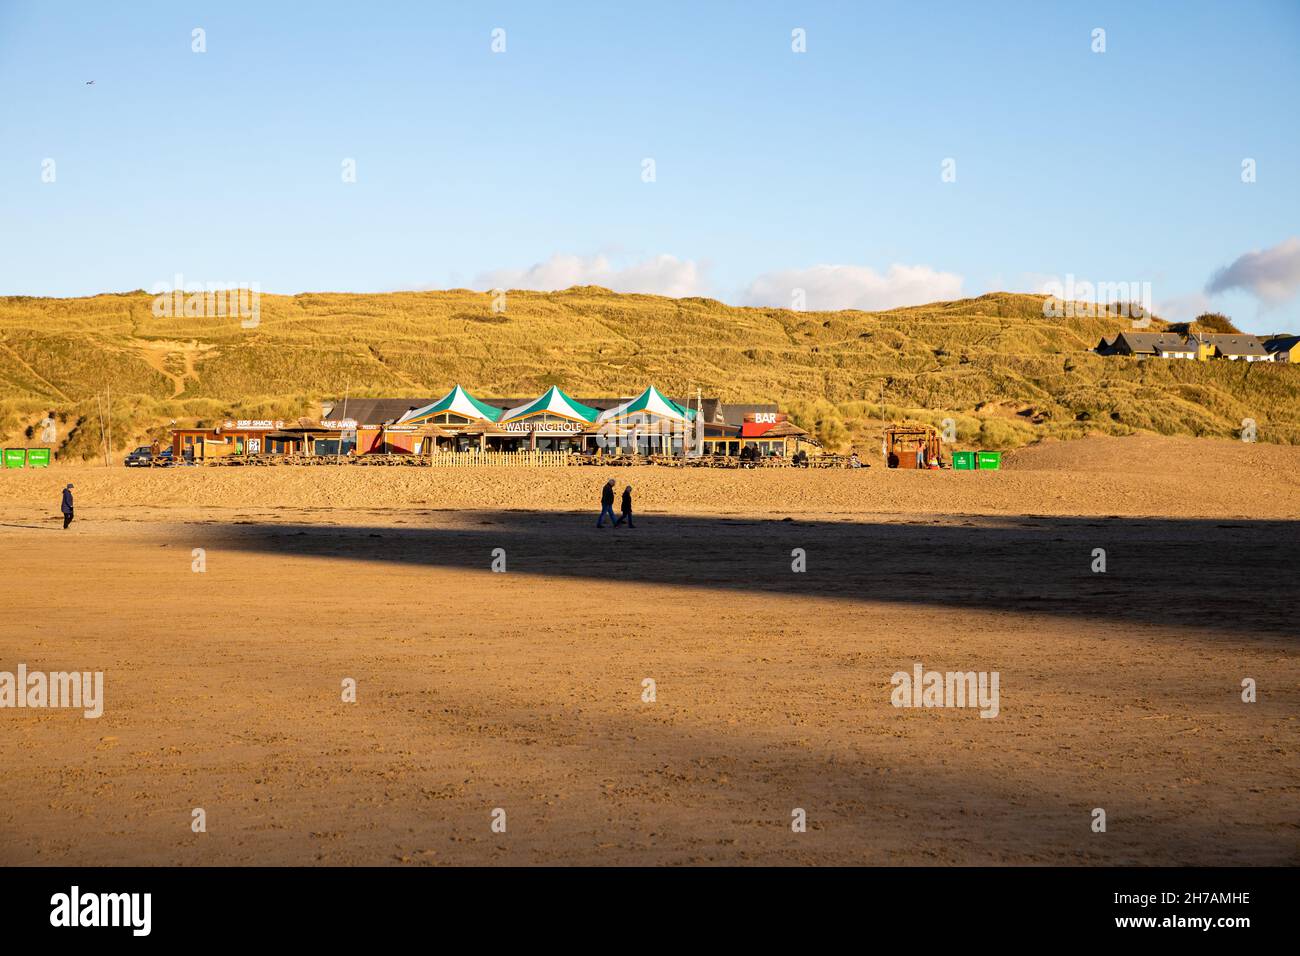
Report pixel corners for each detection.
[0,866,1283,942]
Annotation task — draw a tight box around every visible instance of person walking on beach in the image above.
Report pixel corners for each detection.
[61,483,74,529]
[614,484,635,528]
[597,478,617,528]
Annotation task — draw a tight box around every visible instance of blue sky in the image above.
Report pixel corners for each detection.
[1,0,1298,331]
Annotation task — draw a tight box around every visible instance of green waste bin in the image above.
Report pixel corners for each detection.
[3,448,26,468]
[951,451,975,470]
[26,448,50,468]
[976,450,1002,470]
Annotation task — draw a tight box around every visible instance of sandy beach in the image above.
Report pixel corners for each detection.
[1,434,1297,865]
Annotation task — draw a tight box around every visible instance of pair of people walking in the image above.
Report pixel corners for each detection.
[596,478,635,529]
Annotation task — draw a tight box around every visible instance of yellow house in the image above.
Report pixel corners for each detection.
[1189,333,1271,362]
[1263,334,1300,363]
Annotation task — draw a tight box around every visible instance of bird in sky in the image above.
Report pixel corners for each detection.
[85,79,94,85]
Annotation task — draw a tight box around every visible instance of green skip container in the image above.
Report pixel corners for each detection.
[951,450,975,470]
[3,448,26,468]
[976,450,1002,470]
[26,448,50,468]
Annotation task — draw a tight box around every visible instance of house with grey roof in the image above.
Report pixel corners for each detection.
[1096,331,1197,359]
[1188,333,1271,361]
[1096,330,1274,361]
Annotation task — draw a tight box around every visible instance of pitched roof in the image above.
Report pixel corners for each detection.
[321,397,436,427]
[1263,334,1300,353]
[326,394,772,427]
[1116,332,1194,353]
[1190,333,1268,356]
[397,385,503,423]
[713,402,778,425]
[499,385,600,423]
[384,422,454,437]
[741,420,808,438]
[596,385,693,423]
[759,420,808,437]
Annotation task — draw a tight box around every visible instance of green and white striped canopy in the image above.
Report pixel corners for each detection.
[597,385,693,423]
[397,385,503,423]
[499,385,600,423]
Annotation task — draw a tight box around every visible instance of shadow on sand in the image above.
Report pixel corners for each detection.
[203,511,1298,638]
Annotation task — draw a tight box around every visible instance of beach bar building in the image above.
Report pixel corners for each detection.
[175,387,803,462]
[172,419,286,461]
[737,414,809,457]
[593,385,695,455]
[496,386,599,451]
[172,418,357,460]
[390,384,506,452]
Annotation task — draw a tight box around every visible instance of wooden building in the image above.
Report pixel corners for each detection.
[171,420,284,461]
[171,418,357,460]
[170,387,803,462]
[884,422,944,469]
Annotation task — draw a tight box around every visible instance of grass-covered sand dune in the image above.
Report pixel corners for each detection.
[1,287,1297,458]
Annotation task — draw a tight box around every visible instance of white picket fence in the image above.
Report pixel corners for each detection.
[427,450,575,468]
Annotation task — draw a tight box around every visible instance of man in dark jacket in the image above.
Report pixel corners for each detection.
[614,484,635,528]
[596,478,617,528]
[61,483,74,529]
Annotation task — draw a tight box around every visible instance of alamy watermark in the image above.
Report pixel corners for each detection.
[1041,274,1152,327]
[1,664,104,718]
[50,886,150,936]
[891,662,999,718]
[150,273,260,328]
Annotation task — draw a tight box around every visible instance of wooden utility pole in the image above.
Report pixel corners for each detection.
[95,391,108,467]
[337,383,349,462]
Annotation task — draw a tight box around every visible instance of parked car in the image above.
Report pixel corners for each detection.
[124,446,154,467]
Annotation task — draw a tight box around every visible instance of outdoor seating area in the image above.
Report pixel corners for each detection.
[167,383,820,467]
[197,449,872,469]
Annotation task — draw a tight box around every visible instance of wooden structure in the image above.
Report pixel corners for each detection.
[883,422,944,469]
[195,448,868,469]
[171,420,285,462]
[422,449,573,468]
[742,417,810,457]
[699,413,809,458]
[360,422,454,455]
[171,386,811,464]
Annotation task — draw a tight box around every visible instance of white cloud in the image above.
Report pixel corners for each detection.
[469,253,967,310]
[1155,291,1212,323]
[741,263,964,311]
[473,253,708,298]
[1205,237,1300,306]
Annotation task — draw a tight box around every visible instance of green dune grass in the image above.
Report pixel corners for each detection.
[1,288,1295,458]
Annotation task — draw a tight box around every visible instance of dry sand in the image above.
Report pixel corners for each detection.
[1,434,1298,519]
[1,434,1296,865]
